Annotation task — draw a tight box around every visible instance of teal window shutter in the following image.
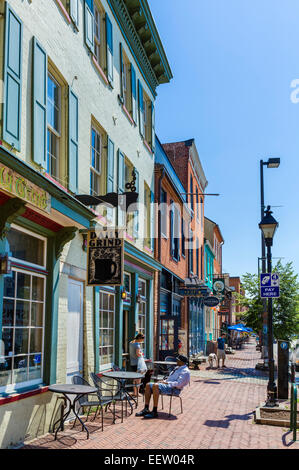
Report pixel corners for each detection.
[106,137,115,221]
[32,37,47,169]
[70,0,79,27]
[68,87,79,193]
[106,13,113,84]
[151,102,155,153]
[107,138,115,193]
[131,64,137,123]
[2,3,23,151]
[84,0,94,52]
[138,80,144,137]
[117,149,125,228]
[133,168,139,238]
[119,43,124,100]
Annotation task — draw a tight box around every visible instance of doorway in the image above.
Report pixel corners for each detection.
[66,279,84,383]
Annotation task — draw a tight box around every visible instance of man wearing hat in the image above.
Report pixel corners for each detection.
[136,354,190,419]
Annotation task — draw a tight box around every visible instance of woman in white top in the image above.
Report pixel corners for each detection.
[129,333,146,396]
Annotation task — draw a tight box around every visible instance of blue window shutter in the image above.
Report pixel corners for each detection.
[133,168,139,238]
[84,0,94,52]
[119,43,124,100]
[2,3,23,151]
[138,80,144,137]
[70,0,79,27]
[117,149,125,228]
[107,138,115,193]
[68,88,79,193]
[131,64,137,123]
[151,102,155,153]
[106,13,113,84]
[32,37,47,169]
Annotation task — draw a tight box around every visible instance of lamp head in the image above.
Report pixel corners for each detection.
[266,158,280,168]
[259,206,278,246]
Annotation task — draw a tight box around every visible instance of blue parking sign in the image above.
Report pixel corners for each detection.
[260,273,280,298]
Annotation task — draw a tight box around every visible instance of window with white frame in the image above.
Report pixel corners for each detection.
[90,127,102,196]
[99,291,115,368]
[47,74,61,179]
[93,1,106,70]
[0,226,47,392]
[137,279,147,341]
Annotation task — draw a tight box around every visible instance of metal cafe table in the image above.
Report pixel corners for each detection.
[49,383,98,440]
[101,371,144,412]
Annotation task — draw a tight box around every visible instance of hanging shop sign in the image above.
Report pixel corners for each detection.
[203,296,220,307]
[0,163,51,213]
[87,229,124,286]
[213,278,225,298]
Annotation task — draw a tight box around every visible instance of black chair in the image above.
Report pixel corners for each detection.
[161,391,184,418]
[71,375,102,428]
[90,372,127,425]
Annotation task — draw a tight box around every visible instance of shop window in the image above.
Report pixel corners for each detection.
[144,184,151,248]
[0,227,47,392]
[160,319,174,351]
[137,279,147,342]
[99,291,115,368]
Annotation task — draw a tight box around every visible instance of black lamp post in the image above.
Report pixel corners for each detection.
[260,158,280,362]
[259,205,279,406]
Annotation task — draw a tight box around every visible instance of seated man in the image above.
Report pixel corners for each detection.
[136,354,190,419]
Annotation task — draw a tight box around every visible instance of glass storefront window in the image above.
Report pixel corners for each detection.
[6,226,46,268]
[99,292,115,368]
[1,269,46,390]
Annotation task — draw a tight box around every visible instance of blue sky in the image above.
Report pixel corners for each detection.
[149,0,299,277]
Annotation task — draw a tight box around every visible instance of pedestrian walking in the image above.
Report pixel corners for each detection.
[217,333,227,368]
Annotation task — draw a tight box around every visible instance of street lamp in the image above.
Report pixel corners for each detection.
[259,158,280,363]
[259,205,279,407]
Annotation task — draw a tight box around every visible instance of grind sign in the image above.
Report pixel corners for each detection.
[87,230,124,286]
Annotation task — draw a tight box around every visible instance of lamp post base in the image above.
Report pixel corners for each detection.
[265,389,278,408]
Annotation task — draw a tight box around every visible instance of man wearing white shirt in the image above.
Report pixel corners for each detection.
[136,355,190,419]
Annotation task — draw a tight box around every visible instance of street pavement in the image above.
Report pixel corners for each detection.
[20,338,299,450]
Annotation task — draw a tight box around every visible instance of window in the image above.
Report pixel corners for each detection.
[121,48,132,115]
[47,74,61,180]
[99,291,115,368]
[124,272,131,294]
[170,202,180,261]
[137,279,147,341]
[144,184,151,248]
[93,1,106,71]
[189,228,194,274]
[160,188,167,237]
[160,319,174,351]
[196,187,199,221]
[181,218,185,257]
[190,176,194,212]
[90,123,107,199]
[1,227,47,392]
[196,238,200,276]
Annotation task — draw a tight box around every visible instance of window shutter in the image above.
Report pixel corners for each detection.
[117,149,125,228]
[170,202,174,257]
[131,64,137,123]
[107,138,115,193]
[2,3,23,151]
[133,168,139,238]
[70,0,79,27]
[151,101,155,153]
[119,43,124,100]
[150,189,155,251]
[32,37,47,169]
[68,87,79,193]
[84,0,94,52]
[138,80,144,137]
[106,13,113,84]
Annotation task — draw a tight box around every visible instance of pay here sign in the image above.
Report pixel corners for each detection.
[260,273,280,298]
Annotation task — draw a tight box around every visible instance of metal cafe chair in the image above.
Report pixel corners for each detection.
[90,372,127,426]
[112,365,142,408]
[161,391,184,418]
[71,375,102,427]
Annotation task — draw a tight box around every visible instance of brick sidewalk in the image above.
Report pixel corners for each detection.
[21,339,299,450]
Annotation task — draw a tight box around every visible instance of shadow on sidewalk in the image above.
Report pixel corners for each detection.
[204,411,254,429]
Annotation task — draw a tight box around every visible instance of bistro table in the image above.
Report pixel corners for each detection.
[101,371,144,413]
[49,384,98,440]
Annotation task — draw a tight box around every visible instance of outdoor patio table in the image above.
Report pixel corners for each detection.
[49,383,97,440]
[101,371,144,413]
